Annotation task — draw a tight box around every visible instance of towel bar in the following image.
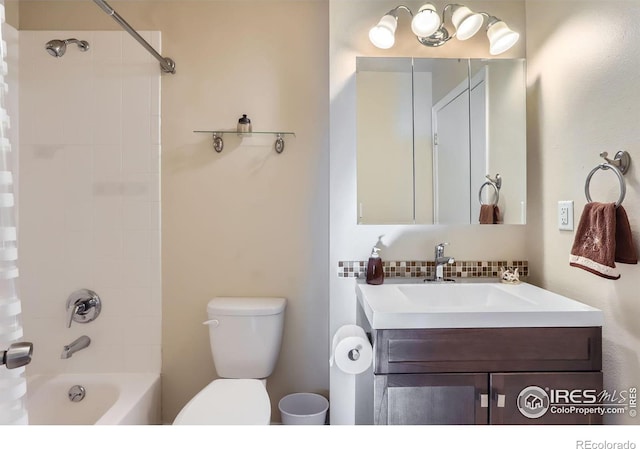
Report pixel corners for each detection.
[479,174,501,206]
[584,162,626,207]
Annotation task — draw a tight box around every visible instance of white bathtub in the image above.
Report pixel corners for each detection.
[26,373,161,425]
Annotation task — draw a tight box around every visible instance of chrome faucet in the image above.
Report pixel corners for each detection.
[426,242,455,282]
[66,289,102,328]
[61,335,91,359]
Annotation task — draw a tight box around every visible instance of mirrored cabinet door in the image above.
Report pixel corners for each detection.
[356,57,526,225]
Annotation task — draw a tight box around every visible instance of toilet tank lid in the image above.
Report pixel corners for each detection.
[208,297,287,316]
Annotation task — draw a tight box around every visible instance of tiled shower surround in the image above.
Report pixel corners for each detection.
[18,31,161,373]
[338,260,529,279]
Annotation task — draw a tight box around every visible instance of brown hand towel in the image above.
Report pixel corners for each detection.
[479,204,500,224]
[569,202,637,279]
[615,206,638,264]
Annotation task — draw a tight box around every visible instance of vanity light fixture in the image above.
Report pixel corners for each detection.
[369,3,520,55]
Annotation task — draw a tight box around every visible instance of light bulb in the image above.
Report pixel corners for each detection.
[369,14,397,49]
[451,6,484,41]
[487,20,519,55]
[411,4,441,38]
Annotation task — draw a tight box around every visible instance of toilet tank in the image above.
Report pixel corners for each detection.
[206,297,286,379]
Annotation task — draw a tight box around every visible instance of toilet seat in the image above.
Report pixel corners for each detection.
[173,379,271,425]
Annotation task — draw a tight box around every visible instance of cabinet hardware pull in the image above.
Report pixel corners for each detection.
[480,394,489,408]
[497,394,506,408]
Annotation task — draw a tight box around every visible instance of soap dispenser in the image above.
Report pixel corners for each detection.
[366,247,384,285]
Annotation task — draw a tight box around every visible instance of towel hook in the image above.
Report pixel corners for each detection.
[600,151,630,174]
[479,174,501,206]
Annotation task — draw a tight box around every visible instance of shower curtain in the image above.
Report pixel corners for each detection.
[0,0,28,425]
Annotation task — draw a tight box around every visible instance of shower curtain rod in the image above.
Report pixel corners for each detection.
[92,0,176,74]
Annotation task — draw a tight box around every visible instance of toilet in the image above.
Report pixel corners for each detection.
[173,296,287,425]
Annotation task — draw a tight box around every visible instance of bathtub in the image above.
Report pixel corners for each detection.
[26,373,161,425]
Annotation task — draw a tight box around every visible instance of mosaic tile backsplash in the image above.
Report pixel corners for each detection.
[337,260,528,279]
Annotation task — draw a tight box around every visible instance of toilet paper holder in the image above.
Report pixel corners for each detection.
[330,324,373,374]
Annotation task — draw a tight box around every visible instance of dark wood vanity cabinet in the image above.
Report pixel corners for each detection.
[356,327,603,425]
[375,373,488,424]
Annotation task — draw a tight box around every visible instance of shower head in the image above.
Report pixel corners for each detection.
[45,40,66,57]
[45,38,90,57]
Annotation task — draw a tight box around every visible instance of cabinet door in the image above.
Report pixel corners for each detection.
[490,372,603,425]
[375,373,488,425]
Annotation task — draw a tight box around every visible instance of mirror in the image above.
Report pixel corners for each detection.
[356,57,526,225]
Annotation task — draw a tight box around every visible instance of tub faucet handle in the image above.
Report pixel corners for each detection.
[67,301,84,328]
[66,289,102,328]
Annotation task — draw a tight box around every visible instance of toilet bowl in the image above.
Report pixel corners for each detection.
[173,379,271,425]
[173,297,286,425]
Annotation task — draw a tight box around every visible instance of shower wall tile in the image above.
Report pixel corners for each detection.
[92,32,123,62]
[123,199,152,230]
[92,257,124,291]
[121,258,152,288]
[92,66,123,145]
[122,142,151,173]
[93,145,123,182]
[64,202,93,232]
[18,31,162,375]
[151,144,161,172]
[93,197,123,228]
[60,65,94,144]
[123,315,160,346]
[150,229,161,263]
[123,31,152,63]
[122,75,151,117]
[151,116,161,145]
[149,173,160,201]
[122,113,152,146]
[93,227,124,258]
[124,344,161,373]
[150,201,161,231]
[121,287,153,316]
[123,230,152,260]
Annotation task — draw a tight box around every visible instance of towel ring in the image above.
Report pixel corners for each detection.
[479,181,500,206]
[584,163,626,207]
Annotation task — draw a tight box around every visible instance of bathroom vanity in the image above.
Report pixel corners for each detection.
[354,281,604,425]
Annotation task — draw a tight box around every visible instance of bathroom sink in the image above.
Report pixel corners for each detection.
[395,283,537,310]
[356,281,603,329]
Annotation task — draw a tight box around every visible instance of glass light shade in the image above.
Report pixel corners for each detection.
[487,21,520,55]
[411,4,441,38]
[369,14,398,49]
[451,6,484,41]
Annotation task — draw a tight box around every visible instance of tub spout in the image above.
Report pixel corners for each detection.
[61,335,91,359]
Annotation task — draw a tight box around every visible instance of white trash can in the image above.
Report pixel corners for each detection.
[278,393,329,425]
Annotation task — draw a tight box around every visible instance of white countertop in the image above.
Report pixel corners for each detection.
[356,280,604,329]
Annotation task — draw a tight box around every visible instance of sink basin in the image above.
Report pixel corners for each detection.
[356,281,603,329]
[396,283,538,310]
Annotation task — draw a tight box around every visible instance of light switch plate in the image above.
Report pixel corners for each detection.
[558,200,574,231]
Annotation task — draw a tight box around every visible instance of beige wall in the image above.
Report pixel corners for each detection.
[526,1,640,424]
[5,1,18,28]
[19,1,329,423]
